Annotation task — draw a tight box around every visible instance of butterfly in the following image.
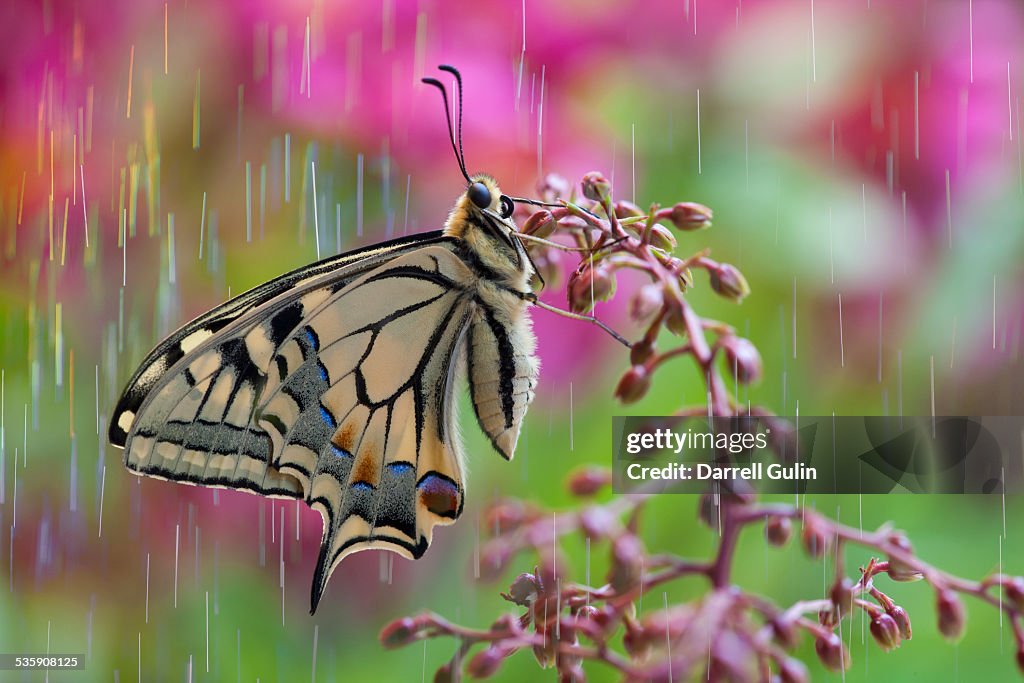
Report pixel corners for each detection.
[108,65,626,613]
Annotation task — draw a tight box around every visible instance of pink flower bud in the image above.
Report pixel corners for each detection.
[870,613,902,651]
[532,637,557,669]
[433,662,458,683]
[830,577,855,619]
[1004,576,1024,611]
[765,516,793,547]
[630,284,664,322]
[709,263,750,302]
[467,646,510,678]
[664,300,688,336]
[648,223,677,251]
[608,533,645,593]
[580,171,612,203]
[478,540,513,582]
[629,338,656,365]
[501,572,540,606]
[379,615,430,649]
[770,615,800,650]
[567,467,612,496]
[622,616,651,659]
[722,336,763,384]
[614,365,651,404]
[889,605,913,640]
[614,200,645,218]
[936,589,966,641]
[814,634,850,672]
[663,202,713,231]
[579,505,621,540]
[521,210,557,239]
[801,516,831,559]
[567,265,616,314]
[482,499,534,535]
[778,657,809,683]
[537,173,570,201]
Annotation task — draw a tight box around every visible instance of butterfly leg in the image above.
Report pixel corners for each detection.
[525,294,632,348]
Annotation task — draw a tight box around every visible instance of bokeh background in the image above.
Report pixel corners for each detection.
[2,0,1024,680]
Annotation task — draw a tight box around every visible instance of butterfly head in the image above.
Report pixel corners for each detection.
[443,174,532,281]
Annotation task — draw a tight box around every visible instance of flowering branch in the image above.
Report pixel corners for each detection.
[379,173,1024,681]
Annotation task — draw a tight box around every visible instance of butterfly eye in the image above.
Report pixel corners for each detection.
[468,182,492,209]
[499,195,515,219]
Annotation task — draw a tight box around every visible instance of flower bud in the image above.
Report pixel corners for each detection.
[709,263,750,302]
[434,662,458,683]
[647,223,677,251]
[532,636,557,669]
[678,267,694,290]
[770,615,800,650]
[579,505,621,540]
[567,265,616,314]
[664,300,688,336]
[814,634,850,672]
[830,577,855,619]
[614,200,645,218]
[801,516,831,559]
[663,202,713,231]
[467,646,510,678]
[777,657,809,683]
[885,533,923,581]
[614,366,651,404]
[482,499,534,535]
[765,516,792,547]
[380,616,430,649]
[629,338,656,366]
[889,605,913,640]
[568,467,612,497]
[537,173,570,201]
[580,172,611,203]
[1004,576,1024,612]
[630,284,664,322]
[870,613,902,652]
[722,336,763,384]
[521,210,557,239]
[936,589,966,641]
[608,533,645,593]
[622,615,651,659]
[502,572,540,606]
[478,540,513,582]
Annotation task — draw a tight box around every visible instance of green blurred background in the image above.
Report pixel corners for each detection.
[1,0,1024,680]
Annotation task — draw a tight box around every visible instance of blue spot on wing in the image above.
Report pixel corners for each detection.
[320,405,336,429]
[317,361,329,382]
[351,481,374,491]
[386,462,414,474]
[304,327,320,351]
[331,444,352,459]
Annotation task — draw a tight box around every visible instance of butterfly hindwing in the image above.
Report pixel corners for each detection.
[113,235,488,612]
[467,305,539,460]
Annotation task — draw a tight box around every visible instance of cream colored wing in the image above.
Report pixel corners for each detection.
[466,305,539,460]
[112,236,478,613]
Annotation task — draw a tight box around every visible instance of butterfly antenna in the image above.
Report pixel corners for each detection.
[438,65,468,178]
[422,72,471,183]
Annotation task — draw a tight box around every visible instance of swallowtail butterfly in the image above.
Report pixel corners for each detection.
[109,65,621,613]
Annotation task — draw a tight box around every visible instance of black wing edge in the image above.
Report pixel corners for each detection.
[108,230,450,448]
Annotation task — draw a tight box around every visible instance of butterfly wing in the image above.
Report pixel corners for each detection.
[111,233,479,612]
